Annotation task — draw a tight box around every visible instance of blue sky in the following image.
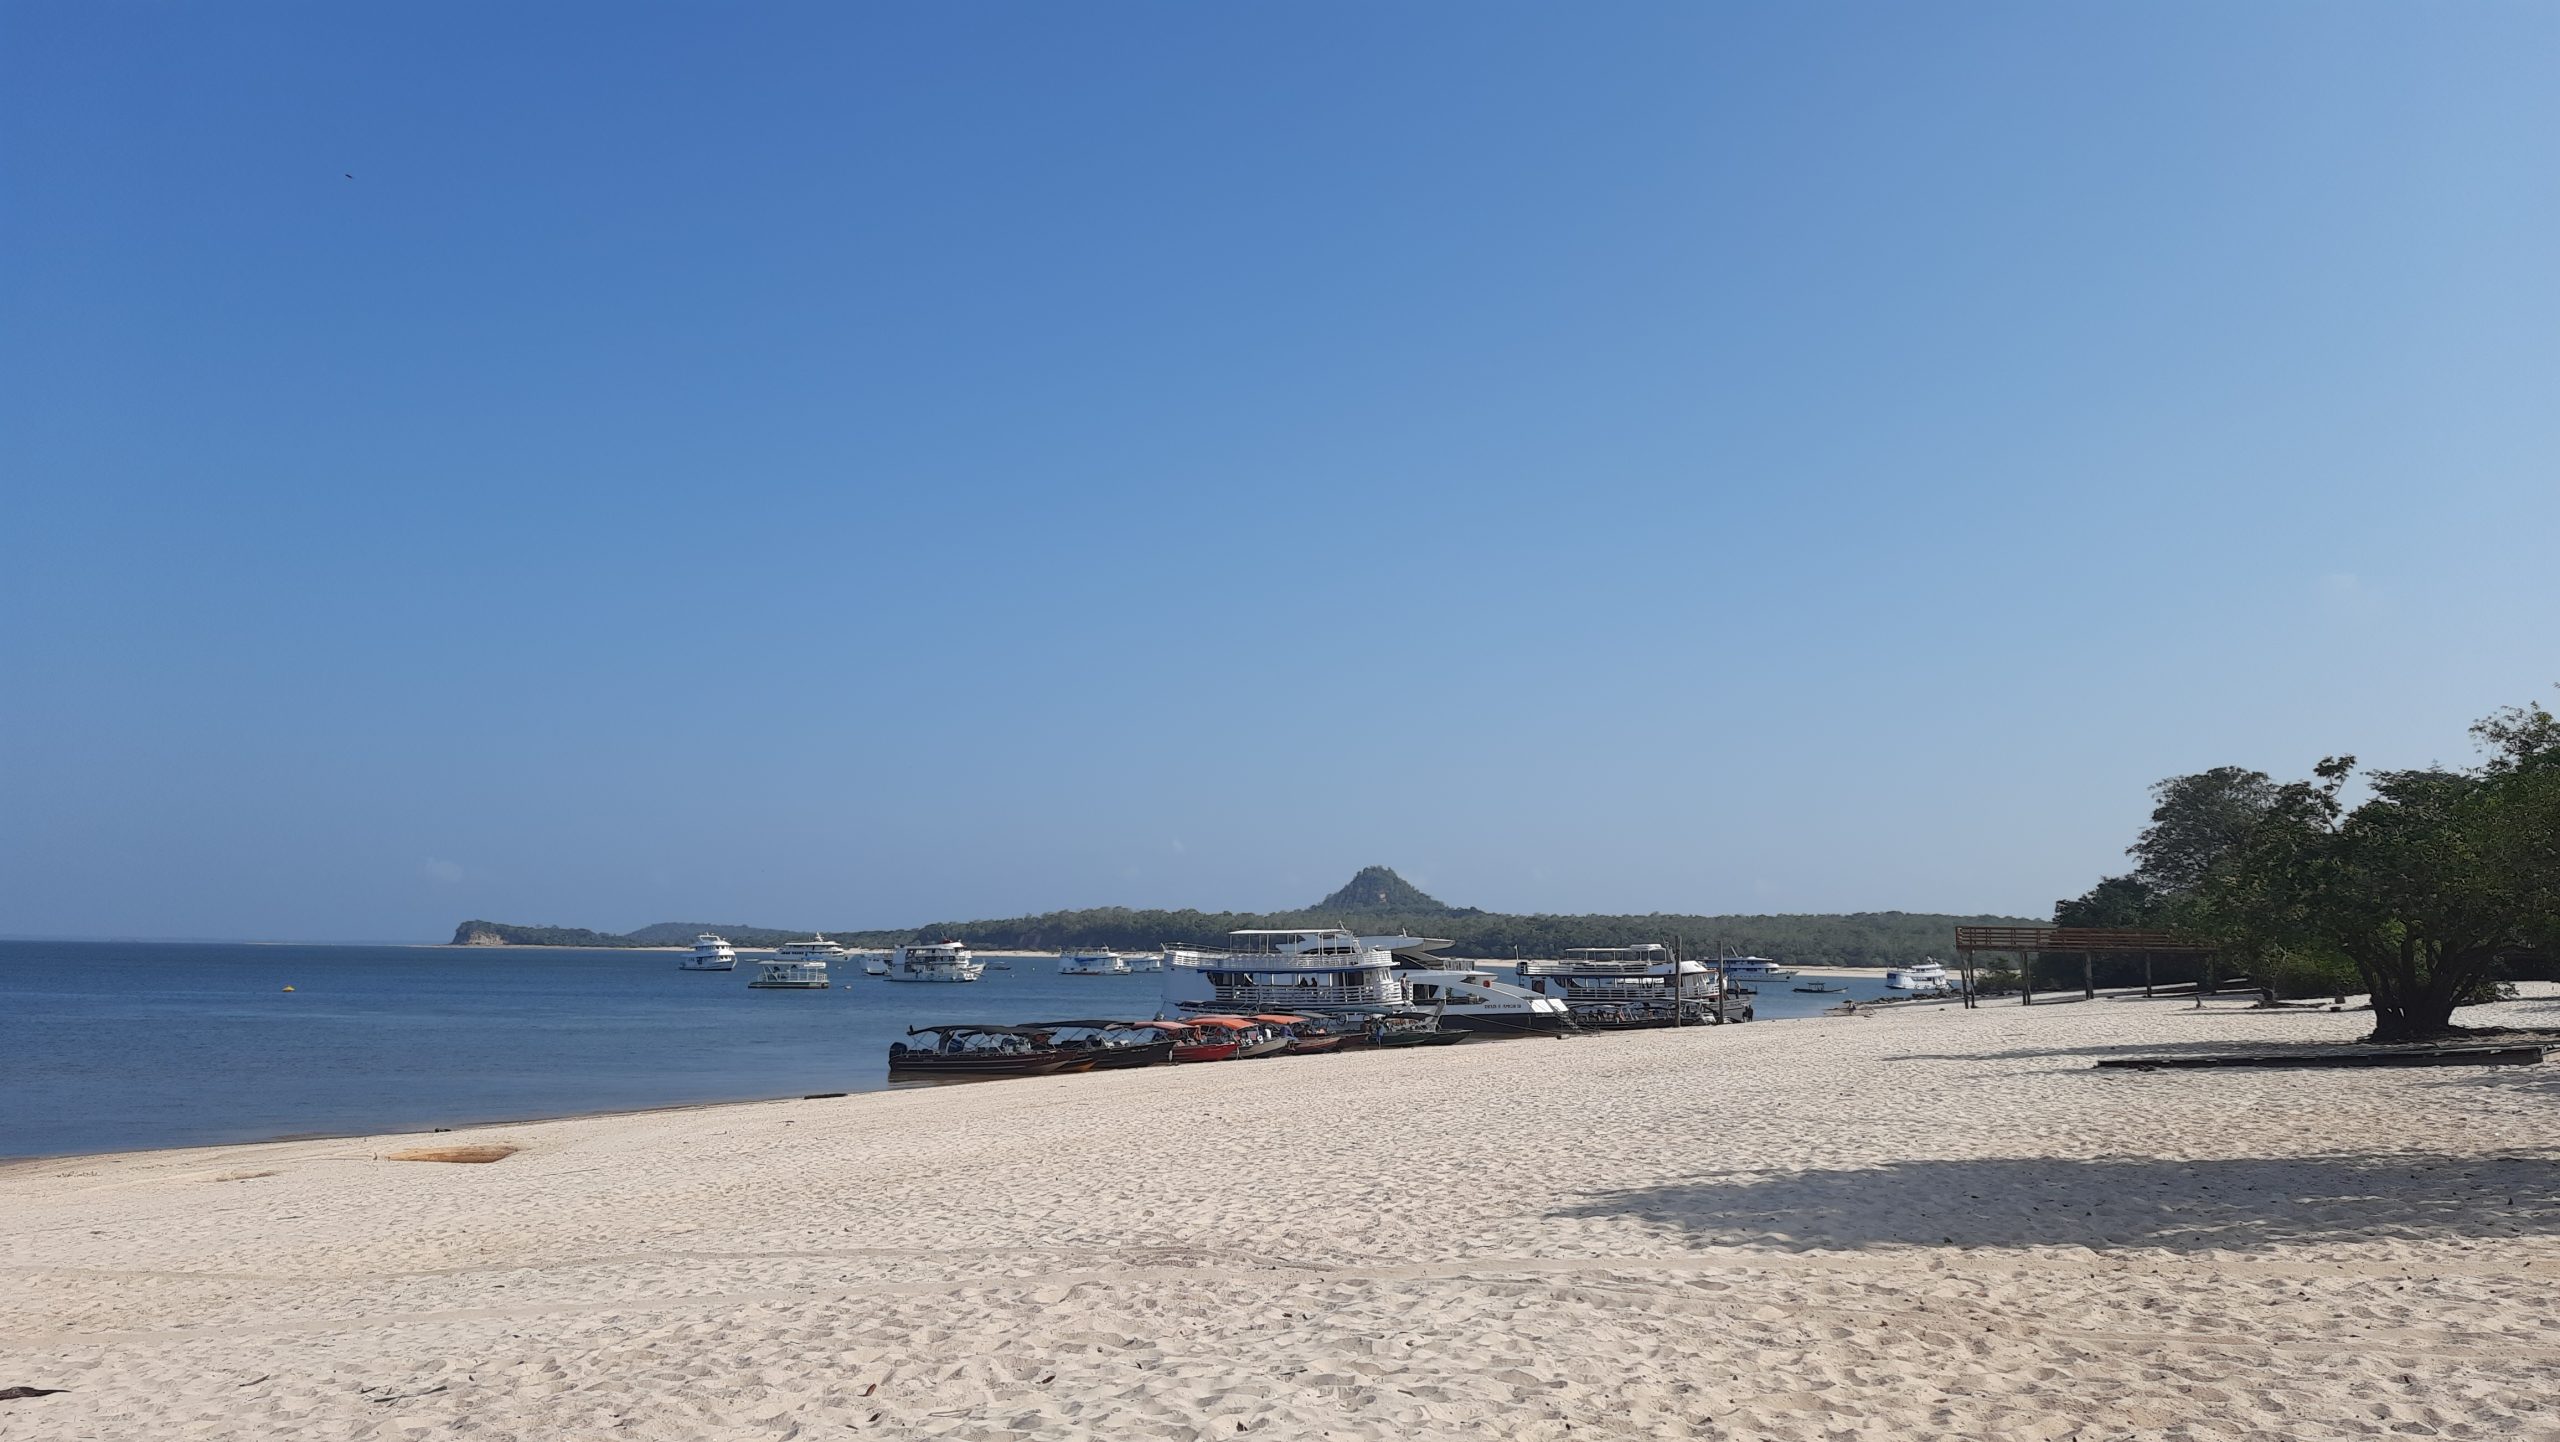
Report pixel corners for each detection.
[4,3,2554,941]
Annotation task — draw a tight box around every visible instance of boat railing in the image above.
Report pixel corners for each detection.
[1193,982,1410,1010]
[1519,959,1666,976]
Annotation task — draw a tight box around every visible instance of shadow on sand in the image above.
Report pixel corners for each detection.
[1554,1151,2560,1252]
[1883,1032,2361,1067]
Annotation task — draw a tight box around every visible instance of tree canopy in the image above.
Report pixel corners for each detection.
[2059,693,2560,1041]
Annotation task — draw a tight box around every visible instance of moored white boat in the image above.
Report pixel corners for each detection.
[772,935,849,965]
[1713,955,1798,982]
[886,941,985,983]
[678,934,737,971]
[1059,948,1130,976]
[1884,958,1952,993]
[747,958,830,989]
[1360,934,1572,1035]
[1518,944,1735,1025]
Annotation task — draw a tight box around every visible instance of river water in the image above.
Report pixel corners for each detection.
[0,940,1905,1158]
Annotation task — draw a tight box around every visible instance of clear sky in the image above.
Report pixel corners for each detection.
[4,3,2555,941]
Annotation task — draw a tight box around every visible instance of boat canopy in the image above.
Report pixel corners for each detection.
[1250,1014,1311,1025]
[1015,1018,1177,1032]
[1181,1016,1258,1030]
[904,1023,1056,1039]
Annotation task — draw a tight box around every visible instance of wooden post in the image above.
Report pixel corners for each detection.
[2083,951,2095,1001]
[2019,949,2034,1006]
[2144,952,2154,998]
[1672,938,1685,1028]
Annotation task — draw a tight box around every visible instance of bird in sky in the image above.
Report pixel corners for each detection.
[343,173,354,179]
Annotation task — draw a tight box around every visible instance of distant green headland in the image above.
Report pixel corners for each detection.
[451,865,2031,965]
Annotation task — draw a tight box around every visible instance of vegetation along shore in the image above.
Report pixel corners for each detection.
[453,867,2030,966]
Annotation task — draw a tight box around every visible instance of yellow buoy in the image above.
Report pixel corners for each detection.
[282,985,296,992]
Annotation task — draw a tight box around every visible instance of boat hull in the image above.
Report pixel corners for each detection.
[1084,1040,1177,1069]
[1171,1041,1240,1063]
[1430,1010,1573,1037]
[1379,1030,1470,1048]
[887,1053,1097,1079]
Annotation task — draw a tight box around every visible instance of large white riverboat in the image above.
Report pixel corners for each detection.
[678,934,737,971]
[772,935,849,965]
[1517,944,1735,1026]
[1884,958,1953,993]
[1161,929,1408,1016]
[886,941,985,984]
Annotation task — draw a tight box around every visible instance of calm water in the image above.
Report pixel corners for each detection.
[0,941,1903,1158]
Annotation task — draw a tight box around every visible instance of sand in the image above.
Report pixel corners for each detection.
[4,987,2557,1441]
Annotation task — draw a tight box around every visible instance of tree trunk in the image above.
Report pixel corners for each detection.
[2359,937,2500,1043]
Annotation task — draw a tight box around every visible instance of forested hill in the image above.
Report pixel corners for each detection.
[451,868,2030,964]
[1315,865,1473,915]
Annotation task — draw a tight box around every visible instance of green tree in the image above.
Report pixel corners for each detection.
[2204,703,2559,1041]
[2053,874,2161,927]
[2130,767,2279,897]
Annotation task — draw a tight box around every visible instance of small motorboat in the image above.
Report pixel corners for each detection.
[1792,981,1845,994]
[1019,1019,1181,1069]
[1184,1015,1290,1058]
[1250,1015,1344,1055]
[1324,1016,1470,1049]
[889,1025,1099,1079]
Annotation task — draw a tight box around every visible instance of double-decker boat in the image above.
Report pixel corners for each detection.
[773,935,849,964]
[1884,958,1952,993]
[888,1025,1098,1078]
[885,941,985,984]
[1516,944,1735,1026]
[1161,929,1408,1016]
[678,934,737,971]
[1059,949,1130,976]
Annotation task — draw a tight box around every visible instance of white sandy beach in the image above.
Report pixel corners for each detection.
[5,989,2557,1441]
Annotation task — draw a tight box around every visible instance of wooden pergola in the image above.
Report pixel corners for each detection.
[1951,925,2216,1007]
